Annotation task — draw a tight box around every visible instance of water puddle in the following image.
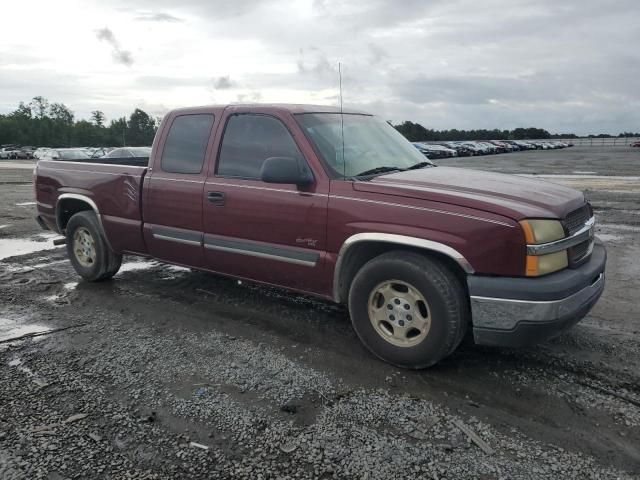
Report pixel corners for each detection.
[597,233,623,242]
[0,233,61,261]
[521,174,640,180]
[518,174,640,191]
[43,294,67,304]
[7,356,50,387]
[1,259,68,274]
[598,223,640,232]
[158,264,191,280]
[0,162,35,170]
[166,265,190,273]
[0,314,52,343]
[117,260,158,274]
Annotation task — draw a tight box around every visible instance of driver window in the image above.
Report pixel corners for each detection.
[217,114,304,180]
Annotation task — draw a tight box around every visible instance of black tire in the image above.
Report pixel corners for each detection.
[348,251,469,369]
[66,211,122,281]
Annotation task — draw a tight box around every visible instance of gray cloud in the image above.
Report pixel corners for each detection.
[95,27,134,66]
[296,48,337,79]
[2,0,639,135]
[212,76,235,89]
[235,91,262,103]
[367,43,388,65]
[135,12,183,22]
[118,0,270,19]
[135,75,207,88]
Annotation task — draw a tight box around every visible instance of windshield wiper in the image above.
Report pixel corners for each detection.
[353,166,405,177]
[405,161,434,171]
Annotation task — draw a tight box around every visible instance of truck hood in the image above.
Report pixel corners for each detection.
[353,166,585,220]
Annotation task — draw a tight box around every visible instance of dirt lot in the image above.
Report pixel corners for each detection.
[1,147,639,479]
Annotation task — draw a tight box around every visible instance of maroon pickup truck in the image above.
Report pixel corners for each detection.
[34,104,606,368]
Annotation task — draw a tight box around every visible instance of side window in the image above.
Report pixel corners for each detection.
[161,114,214,174]
[217,114,304,179]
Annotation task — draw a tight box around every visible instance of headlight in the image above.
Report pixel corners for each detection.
[520,219,565,244]
[520,219,568,276]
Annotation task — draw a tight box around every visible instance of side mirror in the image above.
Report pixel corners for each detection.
[260,156,313,187]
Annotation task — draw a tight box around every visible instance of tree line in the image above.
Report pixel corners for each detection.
[1,97,637,147]
[0,97,158,147]
[392,121,639,142]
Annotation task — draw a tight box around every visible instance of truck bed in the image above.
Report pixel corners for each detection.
[35,159,149,254]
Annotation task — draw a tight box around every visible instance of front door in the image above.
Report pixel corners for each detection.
[202,111,328,293]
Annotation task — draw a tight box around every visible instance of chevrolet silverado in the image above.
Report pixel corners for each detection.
[34,104,606,368]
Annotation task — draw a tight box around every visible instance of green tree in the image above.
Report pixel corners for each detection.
[108,117,128,146]
[126,108,156,146]
[13,102,33,119]
[0,97,160,147]
[91,110,106,127]
[49,103,74,125]
[30,96,49,119]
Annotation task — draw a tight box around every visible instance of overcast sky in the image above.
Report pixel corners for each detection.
[1,0,638,134]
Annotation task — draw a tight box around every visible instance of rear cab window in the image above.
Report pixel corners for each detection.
[161,114,215,174]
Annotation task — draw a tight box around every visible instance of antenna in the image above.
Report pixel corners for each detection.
[339,62,345,178]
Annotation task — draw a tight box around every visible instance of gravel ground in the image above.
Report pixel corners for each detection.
[1,148,639,479]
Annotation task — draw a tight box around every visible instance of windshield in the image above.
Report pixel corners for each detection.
[296,113,432,178]
[130,147,151,156]
[59,150,89,160]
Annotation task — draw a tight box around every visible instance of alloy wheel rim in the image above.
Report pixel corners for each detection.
[73,227,96,268]
[367,280,431,348]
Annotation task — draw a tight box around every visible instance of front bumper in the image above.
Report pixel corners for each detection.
[469,240,606,347]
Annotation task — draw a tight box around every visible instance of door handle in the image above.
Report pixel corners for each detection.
[207,191,225,205]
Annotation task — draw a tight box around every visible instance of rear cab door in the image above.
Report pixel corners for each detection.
[142,108,220,266]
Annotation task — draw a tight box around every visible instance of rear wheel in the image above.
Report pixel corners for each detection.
[66,211,122,281]
[348,251,469,369]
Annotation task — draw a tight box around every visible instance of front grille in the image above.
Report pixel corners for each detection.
[564,204,591,235]
[564,203,593,266]
[568,239,591,266]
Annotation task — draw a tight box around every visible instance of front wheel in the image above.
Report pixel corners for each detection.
[66,211,122,281]
[348,251,469,369]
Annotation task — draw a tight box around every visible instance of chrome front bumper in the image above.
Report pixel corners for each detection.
[468,241,606,347]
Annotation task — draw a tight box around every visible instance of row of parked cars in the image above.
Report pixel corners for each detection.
[412,140,573,159]
[0,145,38,159]
[0,145,152,161]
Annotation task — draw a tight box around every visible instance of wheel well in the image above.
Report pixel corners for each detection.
[57,198,94,233]
[336,242,469,304]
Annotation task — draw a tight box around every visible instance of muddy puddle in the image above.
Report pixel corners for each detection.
[116,260,190,278]
[597,233,624,242]
[518,174,640,191]
[0,313,52,343]
[0,233,60,261]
